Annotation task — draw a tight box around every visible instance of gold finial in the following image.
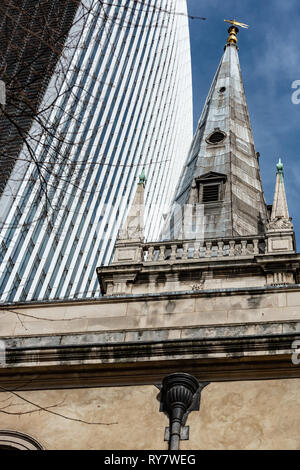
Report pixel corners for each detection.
[224,19,249,45]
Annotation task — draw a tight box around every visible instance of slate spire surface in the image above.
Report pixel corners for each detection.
[163,26,268,241]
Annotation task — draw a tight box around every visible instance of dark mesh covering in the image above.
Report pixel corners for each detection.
[0,0,79,193]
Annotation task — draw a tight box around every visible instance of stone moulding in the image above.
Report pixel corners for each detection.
[1,324,300,390]
[97,251,300,295]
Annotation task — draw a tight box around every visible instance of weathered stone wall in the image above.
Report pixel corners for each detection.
[1,287,300,338]
[1,379,300,450]
[130,272,267,295]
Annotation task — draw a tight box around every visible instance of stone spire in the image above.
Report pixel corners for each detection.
[112,172,145,264]
[118,173,145,242]
[269,159,290,223]
[162,25,268,241]
[266,159,295,254]
[266,159,296,253]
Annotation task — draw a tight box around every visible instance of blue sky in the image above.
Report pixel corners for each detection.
[187,0,300,242]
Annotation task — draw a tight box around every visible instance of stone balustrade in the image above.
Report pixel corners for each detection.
[143,237,266,263]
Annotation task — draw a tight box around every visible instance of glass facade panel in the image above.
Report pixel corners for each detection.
[0,0,193,302]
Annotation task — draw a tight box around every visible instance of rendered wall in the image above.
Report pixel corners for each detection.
[1,379,300,450]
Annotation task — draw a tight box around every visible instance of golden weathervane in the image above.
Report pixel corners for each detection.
[224,19,249,45]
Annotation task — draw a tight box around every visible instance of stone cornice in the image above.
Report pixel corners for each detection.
[97,252,300,294]
[1,320,300,390]
[1,283,300,310]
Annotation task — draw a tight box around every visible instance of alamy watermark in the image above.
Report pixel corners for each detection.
[0,340,6,367]
[291,80,300,104]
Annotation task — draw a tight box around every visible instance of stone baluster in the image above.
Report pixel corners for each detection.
[229,240,235,257]
[241,240,248,256]
[148,246,154,262]
[205,242,212,258]
[253,239,259,255]
[218,241,224,257]
[193,241,200,259]
[159,245,166,261]
[182,243,189,260]
[170,244,177,261]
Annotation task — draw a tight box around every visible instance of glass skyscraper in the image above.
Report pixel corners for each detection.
[0,0,79,194]
[0,0,193,302]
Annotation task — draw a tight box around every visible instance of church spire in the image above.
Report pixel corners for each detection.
[112,173,145,264]
[270,159,290,221]
[118,172,145,242]
[266,159,295,254]
[267,159,294,234]
[162,22,267,241]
